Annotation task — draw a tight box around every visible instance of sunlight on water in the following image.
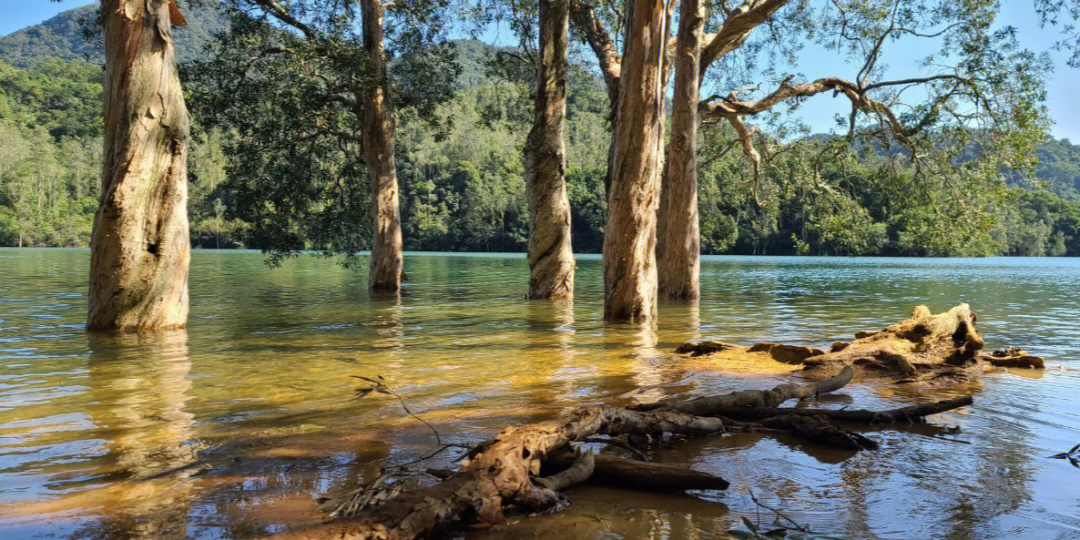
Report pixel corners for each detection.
[1,249,1078,539]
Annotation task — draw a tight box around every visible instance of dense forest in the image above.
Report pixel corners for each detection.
[1,3,1079,257]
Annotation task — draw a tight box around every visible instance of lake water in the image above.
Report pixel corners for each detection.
[1,249,1079,539]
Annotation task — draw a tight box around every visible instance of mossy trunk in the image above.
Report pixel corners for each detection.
[602,0,668,322]
[88,0,190,332]
[657,0,703,300]
[525,0,575,300]
[361,0,404,291]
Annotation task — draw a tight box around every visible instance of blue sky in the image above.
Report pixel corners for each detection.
[3,0,1078,140]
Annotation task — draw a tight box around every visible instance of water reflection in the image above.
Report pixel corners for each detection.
[1,250,1079,539]
[1,331,202,538]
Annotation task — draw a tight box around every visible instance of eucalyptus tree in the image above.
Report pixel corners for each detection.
[465,0,576,299]
[566,0,674,321]
[525,0,577,299]
[186,0,456,289]
[88,0,192,331]
[569,0,1049,315]
[656,0,1051,300]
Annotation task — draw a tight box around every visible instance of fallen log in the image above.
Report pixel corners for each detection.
[760,414,879,451]
[707,396,974,424]
[544,450,730,491]
[646,366,854,416]
[267,405,735,539]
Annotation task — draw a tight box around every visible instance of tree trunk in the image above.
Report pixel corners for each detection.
[360,0,404,291]
[88,0,190,332]
[602,0,668,322]
[525,0,575,300]
[657,0,703,300]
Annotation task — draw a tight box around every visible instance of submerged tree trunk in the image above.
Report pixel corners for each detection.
[88,0,190,332]
[657,0,704,300]
[360,0,404,291]
[525,0,574,300]
[602,0,668,322]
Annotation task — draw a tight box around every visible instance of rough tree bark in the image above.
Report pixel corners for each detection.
[675,304,1045,383]
[657,0,704,299]
[360,0,404,292]
[801,304,984,377]
[655,0,791,301]
[88,0,191,332]
[525,0,575,300]
[602,0,668,322]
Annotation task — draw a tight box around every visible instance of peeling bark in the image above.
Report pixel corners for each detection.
[360,0,404,292]
[657,0,704,300]
[602,0,668,322]
[526,0,575,300]
[89,0,191,332]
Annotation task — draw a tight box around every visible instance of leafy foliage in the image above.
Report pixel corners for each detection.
[3,4,1080,256]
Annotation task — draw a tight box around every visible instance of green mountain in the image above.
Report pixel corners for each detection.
[0,2,227,69]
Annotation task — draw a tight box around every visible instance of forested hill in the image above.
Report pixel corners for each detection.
[0,2,226,69]
[2,5,1080,256]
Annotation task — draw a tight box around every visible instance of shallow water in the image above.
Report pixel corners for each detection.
[1,249,1079,539]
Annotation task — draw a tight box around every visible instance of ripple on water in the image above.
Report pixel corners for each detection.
[1,250,1080,539]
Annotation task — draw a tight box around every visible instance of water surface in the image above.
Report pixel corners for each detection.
[1,249,1078,539]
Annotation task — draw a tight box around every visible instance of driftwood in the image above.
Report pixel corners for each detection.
[643,366,854,415]
[544,450,730,490]
[760,414,879,451]
[266,307,1014,539]
[268,370,856,539]
[980,347,1046,369]
[710,396,973,424]
[801,304,983,375]
[677,304,1045,383]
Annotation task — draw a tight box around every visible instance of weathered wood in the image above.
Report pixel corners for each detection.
[267,405,732,539]
[545,450,729,491]
[89,0,191,332]
[705,396,974,424]
[760,414,879,451]
[675,340,740,356]
[981,347,1045,369]
[537,448,594,490]
[802,305,984,376]
[747,342,826,364]
[646,366,854,416]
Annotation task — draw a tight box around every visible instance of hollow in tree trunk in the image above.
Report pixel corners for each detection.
[88,0,190,332]
[360,0,404,291]
[657,0,703,300]
[525,0,575,300]
[602,0,667,322]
